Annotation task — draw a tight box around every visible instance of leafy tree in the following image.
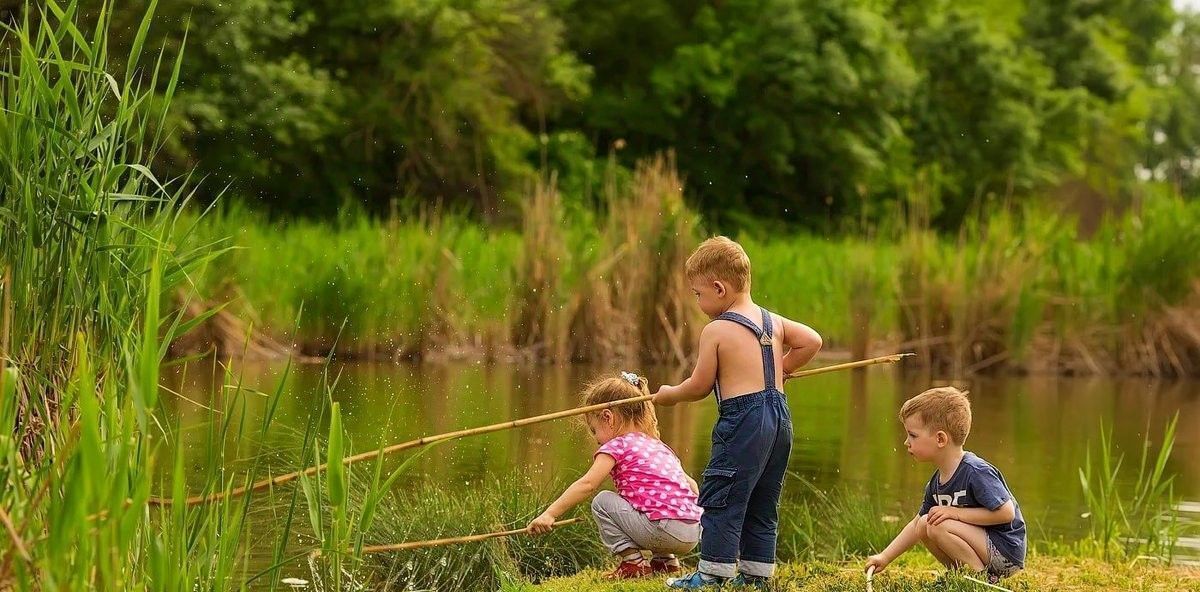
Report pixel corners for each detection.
[559,0,915,228]
[904,10,1085,227]
[1144,11,1200,195]
[100,0,588,217]
[295,0,589,219]
[1020,0,1176,204]
[8,0,1193,227]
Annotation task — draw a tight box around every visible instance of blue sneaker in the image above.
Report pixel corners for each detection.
[729,573,769,589]
[666,570,729,589]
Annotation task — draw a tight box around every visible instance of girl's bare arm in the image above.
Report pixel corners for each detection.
[529,454,617,533]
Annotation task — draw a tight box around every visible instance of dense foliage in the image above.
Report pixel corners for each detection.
[6,0,1194,228]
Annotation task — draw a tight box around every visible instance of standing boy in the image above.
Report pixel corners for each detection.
[655,236,822,589]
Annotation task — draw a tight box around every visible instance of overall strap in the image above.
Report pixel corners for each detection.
[758,307,776,390]
[711,307,777,401]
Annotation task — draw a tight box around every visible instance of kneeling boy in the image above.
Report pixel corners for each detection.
[866,387,1026,584]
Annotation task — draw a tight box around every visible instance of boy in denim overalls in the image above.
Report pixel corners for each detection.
[654,236,823,589]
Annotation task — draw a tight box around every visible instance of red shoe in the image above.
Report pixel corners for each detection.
[604,560,654,580]
[650,558,683,575]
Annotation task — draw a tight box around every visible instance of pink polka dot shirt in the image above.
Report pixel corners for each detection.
[596,432,702,522]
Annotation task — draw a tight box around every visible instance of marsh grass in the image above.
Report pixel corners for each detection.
[292,477,607,591]
[0,3,309,588]
[778,477,905,562]
[187,203,521,360]
[182,190,1200,375]
[574,153,705,364]
[290,471,914,591]
[890,197,1200,376]
[1079,415,1187,563]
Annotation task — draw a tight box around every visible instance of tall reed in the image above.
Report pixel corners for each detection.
[576,153,705,364]
[513,175,577,361]
[512,153,703,364]
[893,194,1200,376]
[1079,415,1184,562]
[0,3,296,588]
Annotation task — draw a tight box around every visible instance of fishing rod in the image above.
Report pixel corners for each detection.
[150,352,914,506]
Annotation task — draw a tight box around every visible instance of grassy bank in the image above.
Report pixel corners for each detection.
[186,156,707,365]
[285,470,1200,589]
[527,557,1200,591]
[267,471,1198,591]
[185,187,1200,375]
[281,419,1191,591]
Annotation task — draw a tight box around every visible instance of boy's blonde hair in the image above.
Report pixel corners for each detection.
[899,386,972,445]
[582,373,659,438]
[685,236,752,292]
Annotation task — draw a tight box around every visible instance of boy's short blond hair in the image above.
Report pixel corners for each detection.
[685,236,752,292]
[900,386,972,445]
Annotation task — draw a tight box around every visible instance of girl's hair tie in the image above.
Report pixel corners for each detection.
[620,371,640,386]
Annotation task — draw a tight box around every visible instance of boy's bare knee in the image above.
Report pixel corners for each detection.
[925,520,950,541]
[915,515,931,539]
[927,519,971,543]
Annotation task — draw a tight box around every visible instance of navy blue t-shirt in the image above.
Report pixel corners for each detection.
[918,452,1027,566]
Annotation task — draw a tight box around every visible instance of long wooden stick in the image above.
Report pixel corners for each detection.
[357,517,583,554]
[149,394,656,506]
[152,353,914,507]
[963,574,1013,592]
[786,352,913,379]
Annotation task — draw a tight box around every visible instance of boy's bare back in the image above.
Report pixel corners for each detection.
[653,236,821,407]
[704,306,822,399]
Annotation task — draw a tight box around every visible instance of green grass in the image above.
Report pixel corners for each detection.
[187,204,521,357]
[187,155,709,364]
[0,3,301,588]
[181,190,1200,375]
[279,451,927,590]
[745,236,901,356]
[526,556,1200,591]
[1080,414,1183,562]
[286,464,1197,591]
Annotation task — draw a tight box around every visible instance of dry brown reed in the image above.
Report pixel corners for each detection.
[575,153,704,364]
[518,154,704,365]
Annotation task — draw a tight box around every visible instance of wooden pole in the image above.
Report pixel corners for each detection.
[785,353,913,380]
[357,517,583,554]
[963,574,1013,592]
[152,353,914,506]
[149,394,655,506]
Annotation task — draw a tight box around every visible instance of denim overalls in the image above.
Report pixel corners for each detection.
[696,307,792,579]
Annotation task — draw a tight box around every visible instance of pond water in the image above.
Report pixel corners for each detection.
[163,360,1200,568]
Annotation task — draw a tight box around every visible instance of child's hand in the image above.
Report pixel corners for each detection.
[527,511,557,535]
[653,386,676,406]
[926,505,960,525]
[865,554,889,574]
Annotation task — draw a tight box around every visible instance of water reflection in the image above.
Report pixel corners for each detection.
[161,361,1200,561]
